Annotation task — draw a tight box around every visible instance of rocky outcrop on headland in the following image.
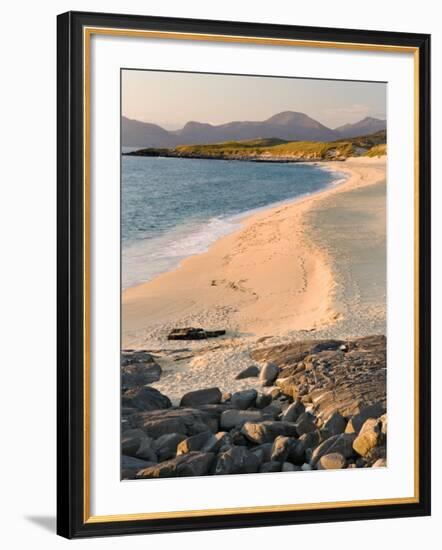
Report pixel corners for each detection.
[121,335,387,479]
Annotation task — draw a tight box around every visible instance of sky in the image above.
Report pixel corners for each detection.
[122,69,386,130]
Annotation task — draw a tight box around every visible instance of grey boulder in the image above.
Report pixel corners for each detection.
[176,431,217,456]
[122,386,171,411]
[129,408,217,438]
[121,455,153,479]
[220,409,266,430]
[345,402,386,433]
[121,362,162,389]
[294,412,317,436]
[235,366,260,380]
[137,452,215,478]
[154,433,186,461]
[121,428,147,456]
[214,446,260,475]
[271,436,295,462]
[321,411,347,439]
[310,433,356,466]
[317,452,347,470]
[281,401,305,423]
[259,363,280,387]
[230,389,258,410]
[255,392,273,409]
[241,421,298,445]
[135,436,158,462]
[180,387,222,407]
[250,443,273,463]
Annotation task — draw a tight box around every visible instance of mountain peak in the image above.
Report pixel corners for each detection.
[335,116,386,138]
[182,120,213,129]
[266,111,307,124]
[359,116,385,123]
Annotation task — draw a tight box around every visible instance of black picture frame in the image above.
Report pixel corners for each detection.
[57,10,431,539]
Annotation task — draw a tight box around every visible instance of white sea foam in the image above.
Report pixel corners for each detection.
[122,216,242,289]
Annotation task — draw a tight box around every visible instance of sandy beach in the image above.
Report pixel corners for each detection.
[122,156,386,403]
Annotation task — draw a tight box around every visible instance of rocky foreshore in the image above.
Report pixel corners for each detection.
[121,335,387,479]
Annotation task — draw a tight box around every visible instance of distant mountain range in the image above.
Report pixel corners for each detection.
[122,111,386,148]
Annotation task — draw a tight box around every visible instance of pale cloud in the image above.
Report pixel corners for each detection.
[123,70,386,129]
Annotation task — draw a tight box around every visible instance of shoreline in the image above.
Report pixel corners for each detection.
[123,152,352,163]
[122,162,348,291]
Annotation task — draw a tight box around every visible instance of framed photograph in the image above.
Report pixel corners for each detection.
[57,11,431,538]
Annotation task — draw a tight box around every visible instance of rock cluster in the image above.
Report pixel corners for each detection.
[121,335,387,479]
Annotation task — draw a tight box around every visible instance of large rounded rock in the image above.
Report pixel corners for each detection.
[129,408,217,438]
[345,403,386,433]
[321,411,347,439]
[281,401,305,423]
[230,389,257,410]
[271,436,294,463]
[137,452,215,478]
[365,444,386,463]
[176,431,216,456]
[214,446,260,475]
[317,452,347,470]
[122,386,171,411]
[353,418,382,457]
[241,421,298,445]
[121,428,147,456]
[259,363,280,387]
[260,402,283,419]
[154,433,186,461]
[121,455,154,479]
[201,431,232,453]
[310,433,356,466]
[220,409,266,429]
[135,436,158,462]
[250,443,273,463]
[294,412,317,436]
[255,392,273,409]
[298,430,322,452]
[121,362,162,389]
[180,387,222,407]
[287,439,306,465]
[235,366,260,380]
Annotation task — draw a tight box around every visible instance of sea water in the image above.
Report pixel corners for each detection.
[122,155,344,289]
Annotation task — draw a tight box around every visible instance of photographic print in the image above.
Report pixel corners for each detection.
[57,12,430,537]
[120,70,388,480]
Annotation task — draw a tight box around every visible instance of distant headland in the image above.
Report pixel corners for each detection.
[123,129,386,163]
